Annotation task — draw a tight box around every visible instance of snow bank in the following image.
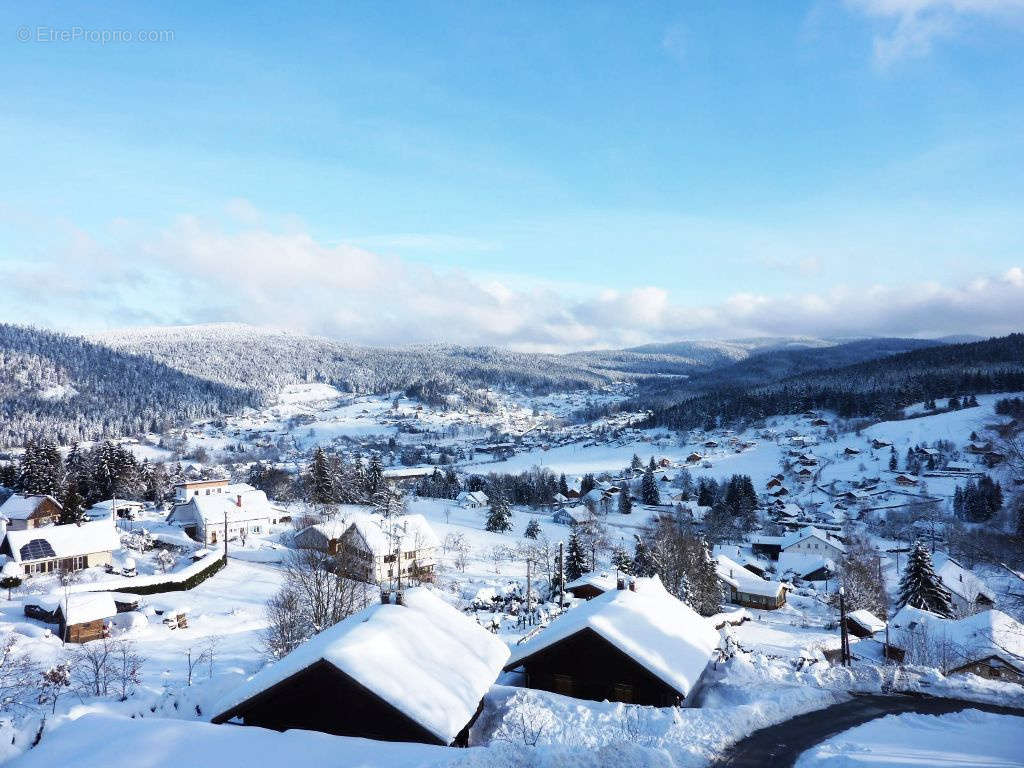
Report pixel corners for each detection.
[794,708,1024,768]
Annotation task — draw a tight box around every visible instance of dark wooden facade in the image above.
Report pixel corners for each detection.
[949,656,1024,685]
[59,615,109,644]
[565,583,606,601]
[507,627,701,707]
[212,659,480,746]
[751,541,782,560]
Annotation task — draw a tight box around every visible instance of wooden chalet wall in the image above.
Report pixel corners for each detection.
[61,617,108,644]
[217,659,472,746]
[516,627,689,707]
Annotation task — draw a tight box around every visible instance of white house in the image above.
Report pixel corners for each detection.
[336,512,440,585]
[166,484,283,545]
[456,490,489,508]
[0,520,121,576]
[781,526,845,560]
[172,478,232,503]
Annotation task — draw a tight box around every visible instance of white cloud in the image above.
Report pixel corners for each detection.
[846,0,1024,65]
[2,212,1022,350]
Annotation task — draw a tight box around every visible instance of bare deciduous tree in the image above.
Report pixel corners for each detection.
[0,633,40,714]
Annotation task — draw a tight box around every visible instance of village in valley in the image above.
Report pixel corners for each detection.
[1,373,1023,767]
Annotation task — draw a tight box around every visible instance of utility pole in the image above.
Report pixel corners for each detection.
[525,559,532,627]
[838,586,851,667]
[558,541,565,609]
[223,508,228,562]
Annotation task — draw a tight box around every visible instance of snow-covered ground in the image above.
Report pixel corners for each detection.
[794,708,1024,767]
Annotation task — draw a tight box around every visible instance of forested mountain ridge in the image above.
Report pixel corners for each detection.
[0,324,253,447]
[642,333,1024,430]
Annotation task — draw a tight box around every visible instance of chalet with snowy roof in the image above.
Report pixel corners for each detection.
[0,520,120,576]
[715,555,785,610]
[871,439,892,449]
[57,592,117,644]
[685,453,703,464]
[167,484,283,545]
[843,446,861,456]
[456,490,488,508]
[750,535,785,560]
[892,473,918,487]
[887,606,1024,684]
[552,506,595,527]
[765,476,783,490]
[564,571,617,600]
[87,498,145,521]
[943,461,976,474]
[0,494,61,531]
[210,588,509,745]
[336,512,439,585]
[504,576,719,707]
[810,418,830,427]
[796,467,814,480]
[777,551,835,582]
[845,609,885,639]
[931,553,995,615]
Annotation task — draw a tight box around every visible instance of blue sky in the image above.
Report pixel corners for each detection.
[1,1,1023,349]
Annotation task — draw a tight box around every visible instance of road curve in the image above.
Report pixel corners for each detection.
[711,693,1024,768]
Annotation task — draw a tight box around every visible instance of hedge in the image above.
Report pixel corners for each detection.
[121,555,227,596]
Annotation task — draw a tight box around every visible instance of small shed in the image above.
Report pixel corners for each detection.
[57,593,117,643]
[846,609,886,638]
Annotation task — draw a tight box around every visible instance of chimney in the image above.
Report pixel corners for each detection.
[380,589,390,605]
[395,590,404,606]
[236,494,242,507]
[628,578,636,592]
[617,575,626,590]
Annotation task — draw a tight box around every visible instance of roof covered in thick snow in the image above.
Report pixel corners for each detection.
[847,609,886,634]
[3,520,121,563]
[211,587,508,744]
[889,605,1024,671]
[0,494,59,520]
[167,488,278,527]
[715,555,784,598]
[777,551,836,579]
[781,526,845,552]
[345,512,440,555]
[505,576,719,699]
[565,571,618,593]
[60,592,117,625]
[931,553,995,604]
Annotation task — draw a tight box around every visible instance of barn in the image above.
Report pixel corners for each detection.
[504,576,719,707]
[210,588,509,746]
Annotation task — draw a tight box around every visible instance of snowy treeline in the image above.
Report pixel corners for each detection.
[0,324,252,448]
[643,333,1024,430]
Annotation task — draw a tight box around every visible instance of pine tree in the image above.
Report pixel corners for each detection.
[485,492,512,533]
[630,454,644,472]
[366,454,384,499]
[897,542,953,618]
[565,532,587,581]
[307,447,336,506]
[632,535,657,577]
[641,464,660,505]
[558,473,569,497]
[524,519,540,539]
[889,448,897,472]
[685,537,722,616]
[59,482,85,526]
[618,486,633,515]
[611,546,632,575]
[580,473,596,497]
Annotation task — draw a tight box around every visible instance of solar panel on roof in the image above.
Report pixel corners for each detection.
[20,539,56,561]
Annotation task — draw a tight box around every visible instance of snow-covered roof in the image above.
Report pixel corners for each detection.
[167,488,278,527]
[555,507,594,524]
[777,551,836,579]
[0,494,58,520]
[90,498,144,510]
[931,554,995,605]
[3,520,121,563]
[506,576,719,699]
[565,571,618,593]
[456,491,488,505]
[889,606,1024,672]
[211,587,509,744]
[847,609,886,635]
[715,554,784,598]
[781,526,845,553]
[60,592,117,625]
[345,512,440,555]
